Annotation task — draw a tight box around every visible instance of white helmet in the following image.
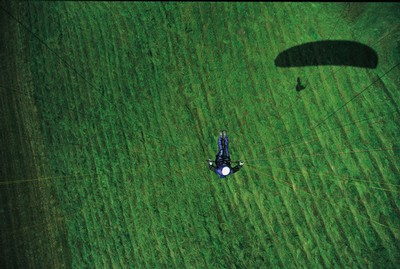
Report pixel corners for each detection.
[222,166,231,176]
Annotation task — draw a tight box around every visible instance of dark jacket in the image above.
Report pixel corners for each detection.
[209,162,242,178]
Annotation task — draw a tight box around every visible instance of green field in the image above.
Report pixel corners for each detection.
[1,2,400,268]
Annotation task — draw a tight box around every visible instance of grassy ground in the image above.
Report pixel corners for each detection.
[1,2,399,268]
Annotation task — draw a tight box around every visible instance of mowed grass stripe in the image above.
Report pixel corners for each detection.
[102,146,128,267]
[278,177,330,266]
[233,3,314,264]
[270,5,341,266]
[360,107,396,263]
[102,8,155,265]
[134,171,160,268]
[154,4,199,174]
[58,6,106,267]
[133,66,181,268]
[101,71,143,269]
[362,72,400,186]
[334,67,398,256]
[300,186,344,268]
[305,147,370,266]
[124,174,149,268]
[70,5,125,266]
[237,188,278,267]
[126,11,167,264]
[271,167,339,268]
[10,3,70,268]
[249,2,284,108]
[314,161,367,267]
[277,168,332,267]
[252,184,303,267]
[140,176,167,267]
[249,172,304,266]
[134,5,195,264]
[252,177,303,266]
[232,4,313,265]
[268,183,305,266]
[234,4,270,129]
[330,146,394,265]
[313,68,370,265]
[66,46,105,269]
[199,4,233,129]
[122,175,146,268]
[224,181,267,266]
[112,40,149,267]
[368,117,400,220]
[300,66,372,246]
[350,108,396,232]
[85,178,109,268]
[21,3,73,268]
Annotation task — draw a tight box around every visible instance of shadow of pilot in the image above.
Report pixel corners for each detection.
[296,77,306,92]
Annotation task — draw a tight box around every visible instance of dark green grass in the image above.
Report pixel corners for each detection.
[1,2,400,268]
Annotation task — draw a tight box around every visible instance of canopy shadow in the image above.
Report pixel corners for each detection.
[275,40,378,68]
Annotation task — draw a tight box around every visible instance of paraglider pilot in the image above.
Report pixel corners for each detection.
[208,130,244,178]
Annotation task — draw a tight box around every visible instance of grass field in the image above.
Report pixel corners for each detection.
[1,2,400,268]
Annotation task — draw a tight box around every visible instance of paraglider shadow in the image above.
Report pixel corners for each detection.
[275,40,378,68]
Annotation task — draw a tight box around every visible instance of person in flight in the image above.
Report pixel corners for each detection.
[208,130,244,178]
